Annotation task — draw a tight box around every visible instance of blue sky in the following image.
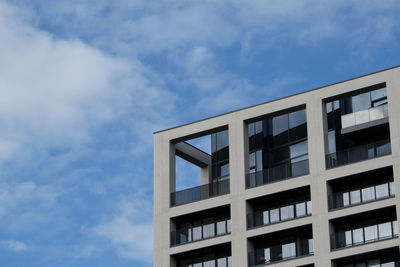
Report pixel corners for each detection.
[0,0,399,266]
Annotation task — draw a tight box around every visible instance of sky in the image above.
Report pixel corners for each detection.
[0,0,399,266]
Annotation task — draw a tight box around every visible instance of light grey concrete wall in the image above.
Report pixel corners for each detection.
[154,66,400,267]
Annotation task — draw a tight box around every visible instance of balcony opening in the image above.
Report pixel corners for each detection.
[246,186,311,229]
[246,106,309,188]
[170,205,231,247]
[248,225,313,266]
[329,206,398,250]
[332,247,400,267]
[327,166,394,210]
[171,128,230,206]
[324,84,391,169]
[172,243,231,267]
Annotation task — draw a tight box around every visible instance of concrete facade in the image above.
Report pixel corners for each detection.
[154,66,400,267]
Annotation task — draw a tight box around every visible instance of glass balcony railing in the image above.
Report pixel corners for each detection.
[246,159,309,188]
[171,218,231,246]
[247,200,312,229]
[170,178,230,206]
[341,104,388,129]
[328,181,394,210]
[331,220,398,250]
[326,139,391,168]
[248,239,313,266]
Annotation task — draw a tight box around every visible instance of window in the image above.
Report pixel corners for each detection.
[282,242,296,259]
[270,208,280,223]
[361,186,375,202]
[376,184,389,199]
[263,210,270,225]
[280,205,294,221]
[364,225,378,242]
[306,201,312,215]
[216,221,226,235]
[352,92,371,112]
[296,202,306,217]
[203,218,215,239]
[350,190,361,205]
[378,222,392,239]
[352,227,364,244]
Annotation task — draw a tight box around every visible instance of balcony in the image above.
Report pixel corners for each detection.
[246,159,309,188]
[171,178,229,206]
[341,104,388,130]
[248,239,313,266]
[326,139,391,169]
[328,181,394,210]
[171,217,231,246]
[331,220,398,250]
[247,200,311,229]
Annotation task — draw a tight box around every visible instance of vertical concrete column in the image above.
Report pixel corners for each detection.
[306,94,333,266]
[228,116,249,267]
[386,68,400,250]
[154,134,175,266]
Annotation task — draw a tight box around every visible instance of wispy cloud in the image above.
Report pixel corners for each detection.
[92,196,153,264]
[1,240,28,253]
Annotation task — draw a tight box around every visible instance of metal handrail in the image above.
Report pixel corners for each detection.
[246,159,309,188]
[326,139,391,168]
[170,177,230,206]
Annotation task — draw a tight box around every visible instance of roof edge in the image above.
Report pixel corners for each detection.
[154,65,400,134]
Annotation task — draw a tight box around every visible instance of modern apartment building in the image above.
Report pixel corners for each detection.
[154,66,400,267]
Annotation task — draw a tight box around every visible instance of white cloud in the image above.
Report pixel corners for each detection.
[93,197,153,264]
[1,240,28,253]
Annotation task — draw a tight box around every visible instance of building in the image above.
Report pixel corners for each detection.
[154,66,400,267]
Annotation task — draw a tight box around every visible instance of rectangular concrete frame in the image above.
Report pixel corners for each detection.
[154,66,400,267]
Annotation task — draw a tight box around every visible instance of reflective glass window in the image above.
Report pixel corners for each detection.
[282,242,296,259]
[248,123,255,137]
[328,130,336,154]
[352,227,364,244]
[256,150,262,171]
[217,258,227,267]
[296,202,306,217]
[192,225,202,241]
[393,221,398,236]
[326,102,333,113]
[204,259,216,267]
[352,92,371,112]
[220,163,229,178]
[216,130,229,150]
[306,201,312,215]
[371,88,387,101]
[270,208,280,223]
[364,225,378,242]
[216,220,226,235]
[389,182,395,196]
[255,121,263,134]
[376,184,389,199]
[345,230,352,246]
[272,114,289,136]
[350,190,361,205]
[264,248,271,263]
[343,192,350,206]
[290,140,308,160]
[289,109,306,129]
[366,259,380,267]
[308,239,314,253]
[227,219,231,233]
[361,186,375,202]
[263,210,270,225]
[381,262,395,267]
[280,205,294,221]
[202,218,215,238]
[378,222,392,239]
[227,256,232,267]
